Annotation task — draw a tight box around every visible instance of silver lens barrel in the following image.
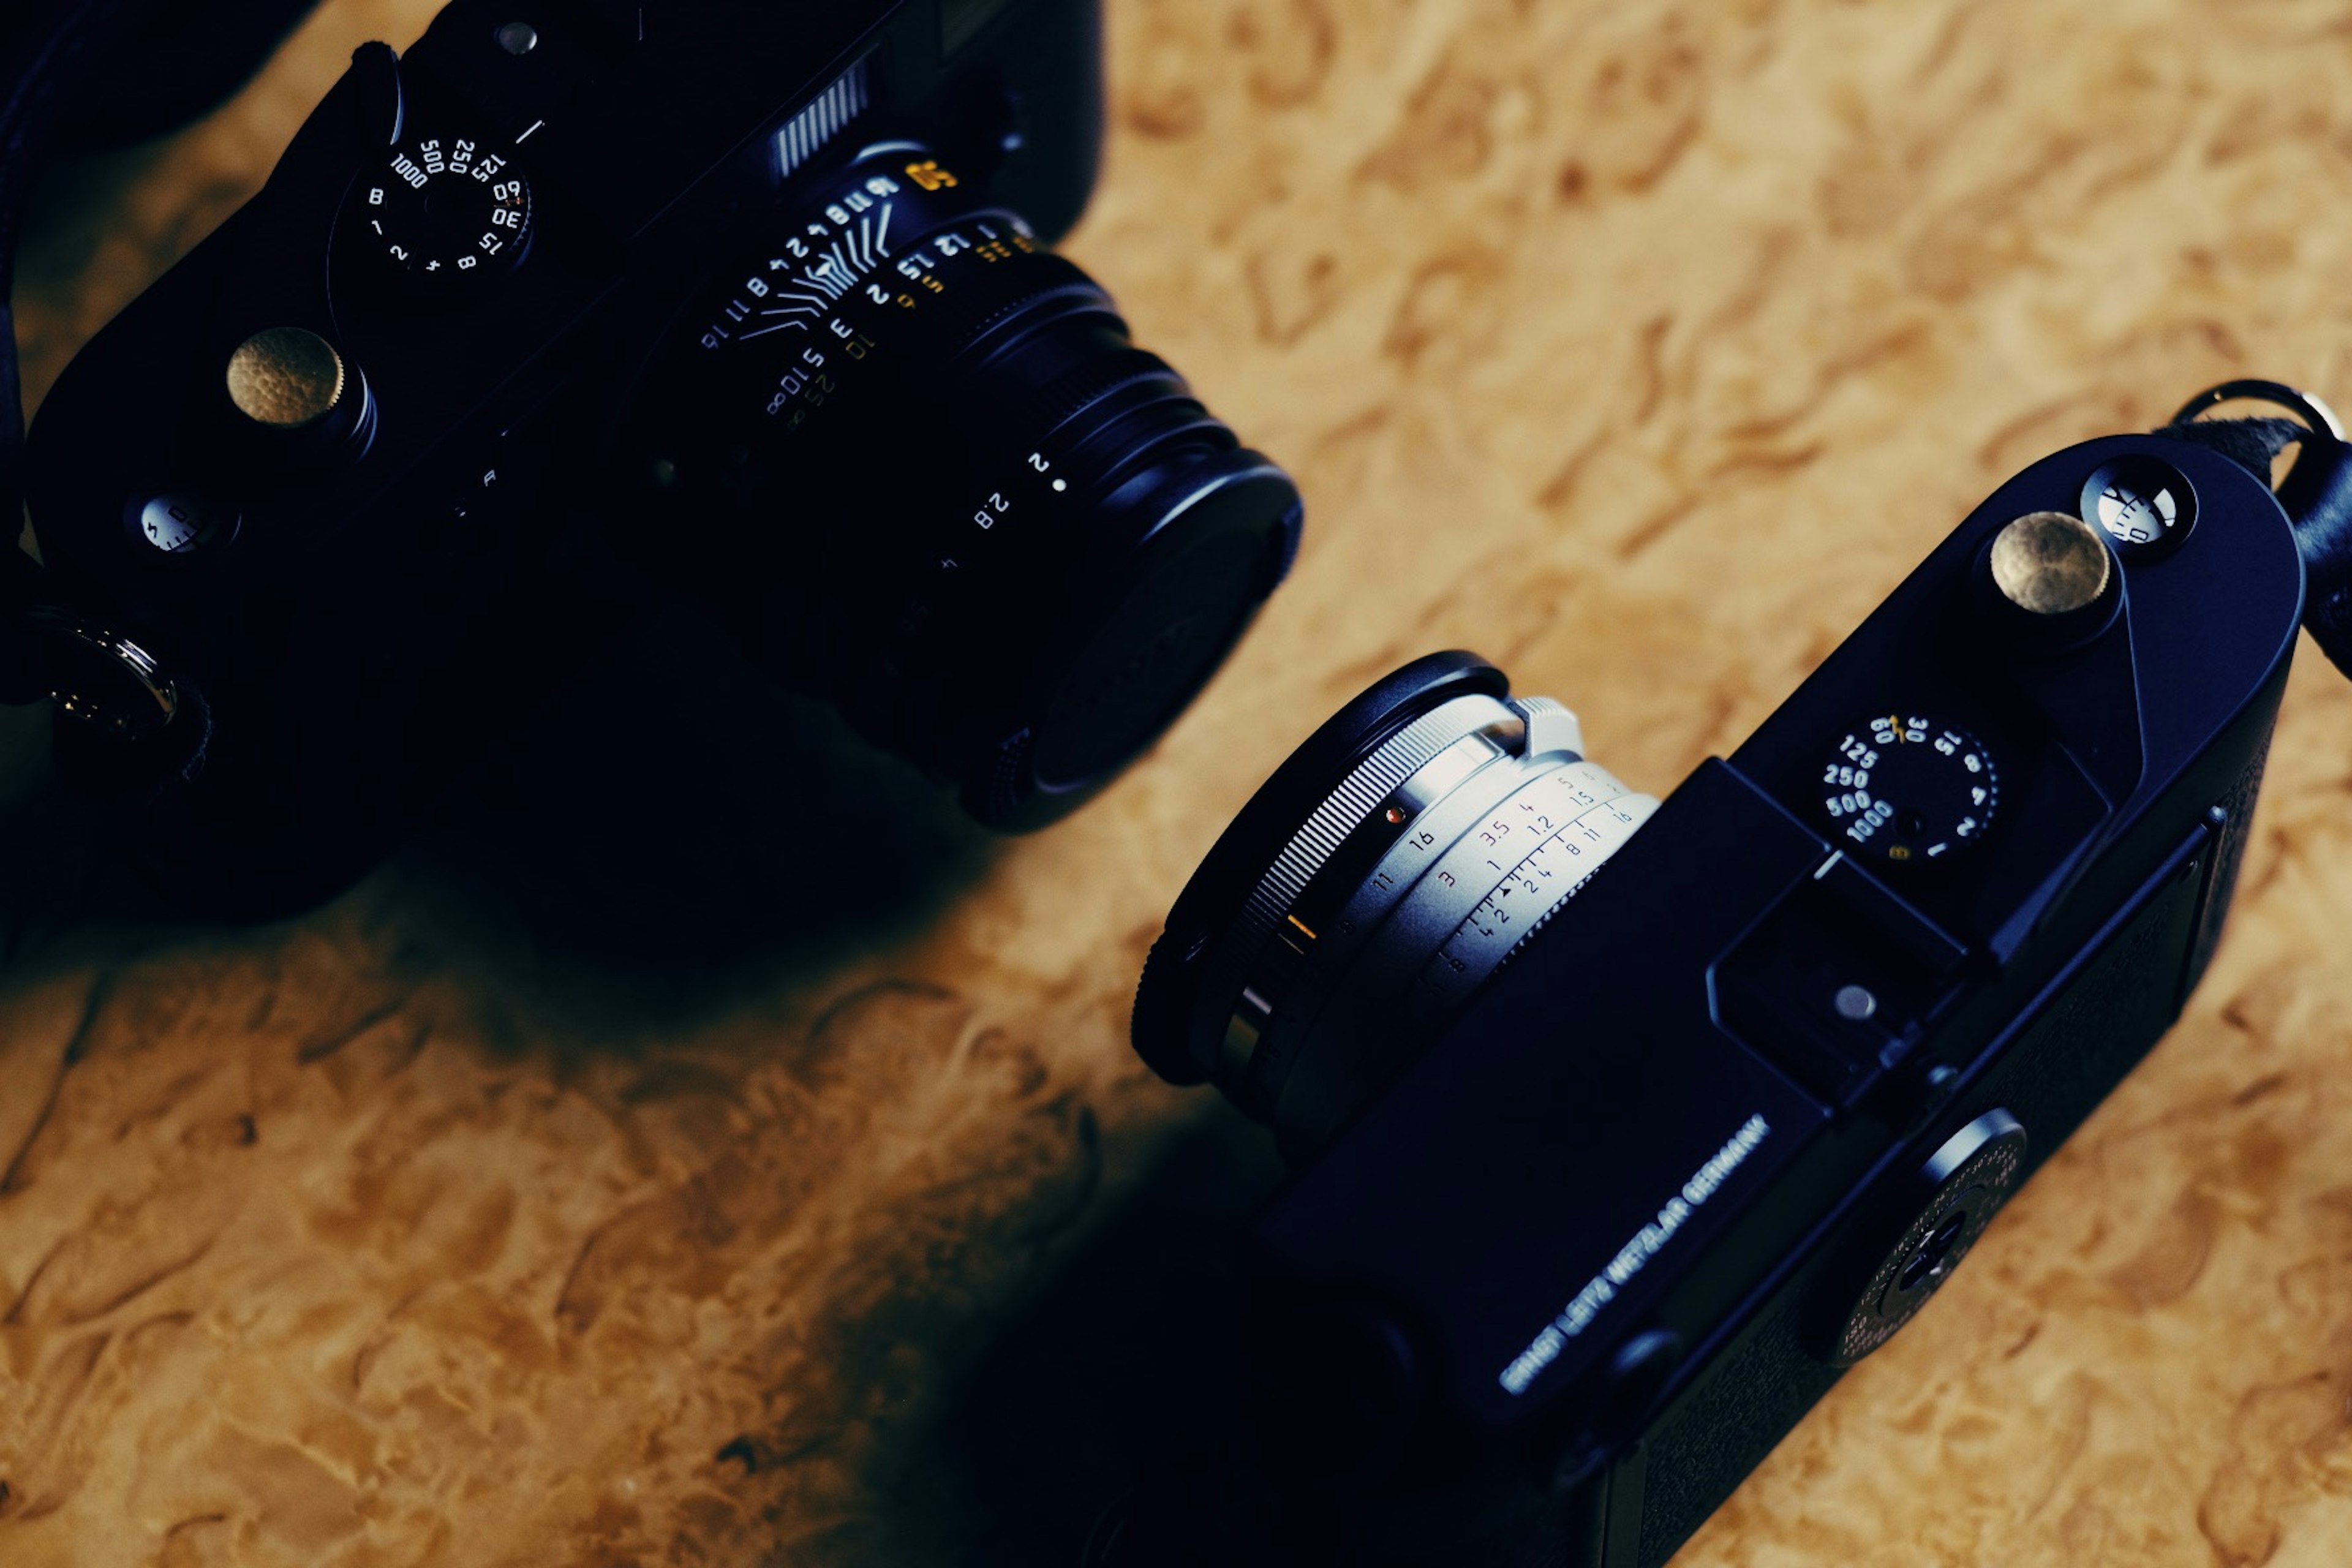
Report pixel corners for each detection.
[1188,677,1656,1153]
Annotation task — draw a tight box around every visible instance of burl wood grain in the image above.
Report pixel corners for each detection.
[8,1,2352,1563]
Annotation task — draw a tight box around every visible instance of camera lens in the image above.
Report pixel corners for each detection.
[1133,652,1658,1155]
[632,142,1302,830]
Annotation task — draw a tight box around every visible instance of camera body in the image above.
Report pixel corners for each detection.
[1142,428,2307,1565]
[23,0,1298,914]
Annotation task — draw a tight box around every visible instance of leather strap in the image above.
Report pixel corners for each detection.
[2158,398,2352,682]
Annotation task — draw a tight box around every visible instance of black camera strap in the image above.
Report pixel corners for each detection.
[2160,380,2352,683]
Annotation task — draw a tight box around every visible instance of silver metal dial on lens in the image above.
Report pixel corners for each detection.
[1197,689,1657,1151]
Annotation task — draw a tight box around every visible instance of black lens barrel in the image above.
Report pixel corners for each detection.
[638,148,1301,830]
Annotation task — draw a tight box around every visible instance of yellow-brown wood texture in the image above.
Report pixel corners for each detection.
[9,1,2352,1563]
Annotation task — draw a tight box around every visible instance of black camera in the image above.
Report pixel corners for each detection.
[1130,387,2352,1566]
[7,0,1300,914]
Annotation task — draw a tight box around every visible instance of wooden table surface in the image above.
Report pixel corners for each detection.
[9,1,2352,1564]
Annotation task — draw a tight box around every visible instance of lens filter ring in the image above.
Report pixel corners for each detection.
[1135,654,1659,1151]
[1200,688,1528,1099]
[1133,652,1510,1083]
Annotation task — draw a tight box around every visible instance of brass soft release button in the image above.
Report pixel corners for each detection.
[1989,509,2111,616]
[227,326,347,429]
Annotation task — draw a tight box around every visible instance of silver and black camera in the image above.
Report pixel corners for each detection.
[1128,386,2352,1566]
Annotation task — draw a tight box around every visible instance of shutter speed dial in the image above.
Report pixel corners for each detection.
[357,132,534,293]
[1820,716,1999,865]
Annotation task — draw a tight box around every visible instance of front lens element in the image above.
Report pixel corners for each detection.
[1134,654,1657,1154]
